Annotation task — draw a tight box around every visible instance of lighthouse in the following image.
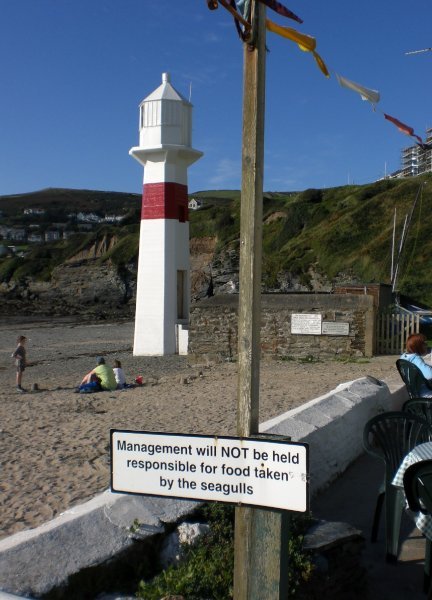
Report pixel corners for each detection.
[129,73,203,355]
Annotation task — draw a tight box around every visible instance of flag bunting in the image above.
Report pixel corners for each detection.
[206,1,427,150]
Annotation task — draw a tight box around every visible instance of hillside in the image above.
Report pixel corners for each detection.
[0,176,431,318]
[0,187,141,217]
[190,175,432,303]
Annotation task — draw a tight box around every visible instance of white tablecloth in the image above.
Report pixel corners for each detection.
[392,442,432,539]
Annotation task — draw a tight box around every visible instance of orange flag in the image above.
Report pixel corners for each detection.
[266,19,330,77]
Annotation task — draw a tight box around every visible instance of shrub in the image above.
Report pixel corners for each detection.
[136,504,313,599]
[299,188,323,204]
[0,257,23,282]
[137,503,234,600]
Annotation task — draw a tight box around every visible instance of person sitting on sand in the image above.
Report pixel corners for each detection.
[400,333,432,397]
[80,356,117,392]
[113,359,127,389]
[12,335,27,393]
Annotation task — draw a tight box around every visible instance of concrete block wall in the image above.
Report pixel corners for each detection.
[261,377,408,495]
[0,376,407,597]
[0,492,198,598]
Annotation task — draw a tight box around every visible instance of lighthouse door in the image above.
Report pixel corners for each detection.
[177,270,186,320]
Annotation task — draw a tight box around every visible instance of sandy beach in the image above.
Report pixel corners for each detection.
[0,318,400,540]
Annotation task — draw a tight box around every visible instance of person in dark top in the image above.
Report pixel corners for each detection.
[12,335,27,393]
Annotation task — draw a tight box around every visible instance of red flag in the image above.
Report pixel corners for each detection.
[384,113,423,145]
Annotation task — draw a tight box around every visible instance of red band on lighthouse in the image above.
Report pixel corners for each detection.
[141,182,189,222]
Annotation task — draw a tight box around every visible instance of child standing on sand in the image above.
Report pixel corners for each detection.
[12,335,27,393]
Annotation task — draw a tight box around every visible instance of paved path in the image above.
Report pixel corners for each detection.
[314,452,427,599]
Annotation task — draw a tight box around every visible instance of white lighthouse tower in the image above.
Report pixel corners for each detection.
[129,73,203,355]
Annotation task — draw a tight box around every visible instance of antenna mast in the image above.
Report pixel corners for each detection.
[405,47,432,55]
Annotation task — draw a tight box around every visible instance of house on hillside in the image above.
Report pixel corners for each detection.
[104,214,124,223]
[62,230,78,240]
[9,228,26,242]
[0,225,10,239]
[23,208,46,215]
[76,212,103,223]
[45,230,60,242]
[188,198,202,211]
[28,233,43,243]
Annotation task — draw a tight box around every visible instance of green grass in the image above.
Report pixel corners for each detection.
[136,504,313,600]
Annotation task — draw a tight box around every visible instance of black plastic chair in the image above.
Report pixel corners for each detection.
[396,359,432,400]
[403,460,432,593]
[363,411,432,562]
[403,398,432,428]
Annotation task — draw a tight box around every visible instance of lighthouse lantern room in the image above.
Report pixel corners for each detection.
[129,73,203,356]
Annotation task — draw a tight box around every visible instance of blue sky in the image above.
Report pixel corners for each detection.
[0,0,431,196]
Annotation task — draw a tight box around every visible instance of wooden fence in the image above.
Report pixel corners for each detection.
[375,312,420,355]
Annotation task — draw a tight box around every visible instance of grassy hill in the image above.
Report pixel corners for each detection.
[190,175,432,303]
[0,187,141,217]
[1,175,432,306]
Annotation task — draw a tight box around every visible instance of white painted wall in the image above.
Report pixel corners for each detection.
[134,219,189,355]
[260,377,408,495]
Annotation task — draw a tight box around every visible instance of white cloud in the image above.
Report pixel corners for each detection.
[209,158,241,187]
[203,32,221,43]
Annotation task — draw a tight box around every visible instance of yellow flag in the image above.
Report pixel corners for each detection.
[266,19,330,78]
[312,51,330,78]
[266,19,315,51]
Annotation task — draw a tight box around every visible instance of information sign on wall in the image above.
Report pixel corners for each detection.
[291,313,322,335]
[322,321,350,336]
[111,431,309,512]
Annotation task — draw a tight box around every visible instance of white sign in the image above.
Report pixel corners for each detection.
[291,313,322,335]
[322,321,350,336]
[111,431,309,513]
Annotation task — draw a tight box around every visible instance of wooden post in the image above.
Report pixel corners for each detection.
[233,2,290,598]
[236,0,265,438]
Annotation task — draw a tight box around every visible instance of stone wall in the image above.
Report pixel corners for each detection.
[334,283,392,311]
[189,293,375,360]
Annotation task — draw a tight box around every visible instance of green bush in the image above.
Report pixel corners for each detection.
[299,188,323,204]
[0,257,23,282]
[137,503,234,600]
[136,504,313,600]
[101,233,139,266]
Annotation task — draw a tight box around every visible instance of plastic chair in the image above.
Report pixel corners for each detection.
[403,460,432,593]
[396,359,432,400]
[363,411,432,562]
[403,398,432,428]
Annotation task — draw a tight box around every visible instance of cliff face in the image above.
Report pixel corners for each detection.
[0,234,137,319]
[0,261,136,319]
[0,232,336,319]
[0,235,227,319]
